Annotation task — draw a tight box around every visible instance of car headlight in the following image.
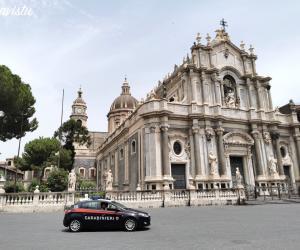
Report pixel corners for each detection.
[138,212,149,217]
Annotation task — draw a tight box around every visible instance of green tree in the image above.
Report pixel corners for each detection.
[0,65,38,141]
[20,137,61,181]
[47,148,73,172]
[47,168,68,192]
[54,119,91,165]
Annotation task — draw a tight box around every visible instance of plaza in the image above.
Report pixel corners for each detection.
[0,203,299,250]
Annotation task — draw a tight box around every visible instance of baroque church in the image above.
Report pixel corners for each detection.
[70,26,300,192]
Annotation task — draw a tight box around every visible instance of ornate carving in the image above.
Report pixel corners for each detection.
[184,141,191,159]
[205,128,214,141]
[268,156,279,178]
[224,131,254,146]
[215,127,224,136]
[263,132,272,144]
[192,126,199,134]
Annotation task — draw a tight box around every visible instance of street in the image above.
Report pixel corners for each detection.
[0,203,300,250]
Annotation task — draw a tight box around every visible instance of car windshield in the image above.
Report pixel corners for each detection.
[111,201,128,209]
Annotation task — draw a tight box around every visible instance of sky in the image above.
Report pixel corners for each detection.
[0,0,300,160]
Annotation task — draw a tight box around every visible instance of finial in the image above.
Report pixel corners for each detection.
[206,33,211,45]
[196,32,201,44]
[78,86,82,98]
[220,18,228,31]
[186,53,190,63]
[240,41,245,50]
[249,45,254,55]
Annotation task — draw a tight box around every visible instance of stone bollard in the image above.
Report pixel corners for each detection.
[0,183,5,210]
[66,192,75,206]
[33,185,40,206]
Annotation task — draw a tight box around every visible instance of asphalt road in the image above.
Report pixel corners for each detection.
[0,203,300,250]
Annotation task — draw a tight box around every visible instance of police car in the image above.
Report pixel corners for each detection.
[63,198,151,232]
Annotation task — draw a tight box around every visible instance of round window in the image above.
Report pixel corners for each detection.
[173,141,182,155]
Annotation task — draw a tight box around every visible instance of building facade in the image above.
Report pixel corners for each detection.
[72,28,300,192]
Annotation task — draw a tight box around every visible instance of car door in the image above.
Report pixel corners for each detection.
[80,201,101,229]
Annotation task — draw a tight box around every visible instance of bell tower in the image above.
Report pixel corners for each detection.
[70,87,88,127]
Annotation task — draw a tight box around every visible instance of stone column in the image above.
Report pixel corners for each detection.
[267,88,273,111]
[271,132,284,176]
[247,79,254,108]
[216,128,226,176]
[161,125,170,176]
[255,82,263,110]
[124,140,129,186]
[114,150,118,186]
[251,130,263,176]
[190,70,199,103]
[294,135,300,174]
[201,72,209,105]
[192,125,202,176]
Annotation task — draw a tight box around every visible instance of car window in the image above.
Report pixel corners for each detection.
[80,201,99,210]
[107,203,118,211]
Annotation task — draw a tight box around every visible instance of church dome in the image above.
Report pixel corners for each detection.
[109,78,138,112]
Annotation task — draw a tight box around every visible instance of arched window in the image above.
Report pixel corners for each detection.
[89,168,96,178]
[223,75,237,108]
[79,168,85,178]
[76,119,82,126]
[280,146,287,158]
[131,140,136,154]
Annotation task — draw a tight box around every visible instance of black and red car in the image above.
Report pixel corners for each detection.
[63,199,151,232]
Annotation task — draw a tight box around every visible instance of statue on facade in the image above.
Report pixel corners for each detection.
[68,169,76,191]
[208,151,218,176]
[263,132,272,144]
[225,88,236,108]
[268,157,279,177]
[104,169,113,191]
[235,168,243,188]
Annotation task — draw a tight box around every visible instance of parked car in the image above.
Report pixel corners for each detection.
[63,199,151,232]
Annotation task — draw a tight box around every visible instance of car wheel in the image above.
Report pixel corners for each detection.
[69,219,82,232]
[124,218,137,232]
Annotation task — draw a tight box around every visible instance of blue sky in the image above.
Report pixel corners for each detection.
[0,0,300,160]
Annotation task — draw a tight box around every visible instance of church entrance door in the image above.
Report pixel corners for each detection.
[230,156,245,184]
[283,165,292,186]
[171,164,186,189]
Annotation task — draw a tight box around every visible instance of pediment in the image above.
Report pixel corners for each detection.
[223,131,254,146]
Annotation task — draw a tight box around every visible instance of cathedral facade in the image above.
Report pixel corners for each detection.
[71,28,300,192]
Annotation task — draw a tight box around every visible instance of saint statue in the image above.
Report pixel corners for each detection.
[68,169,76,191]
[225,88,236,108]
[104,169,113,191]
[235,168,243,188]
[208,151,218,176]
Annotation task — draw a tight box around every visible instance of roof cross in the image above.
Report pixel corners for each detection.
[220,18,228,31]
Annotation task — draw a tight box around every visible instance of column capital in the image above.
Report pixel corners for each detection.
[215,127,224,136]
[160,124,169,132]
[251,130,260,139]
[192,126,200,134]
